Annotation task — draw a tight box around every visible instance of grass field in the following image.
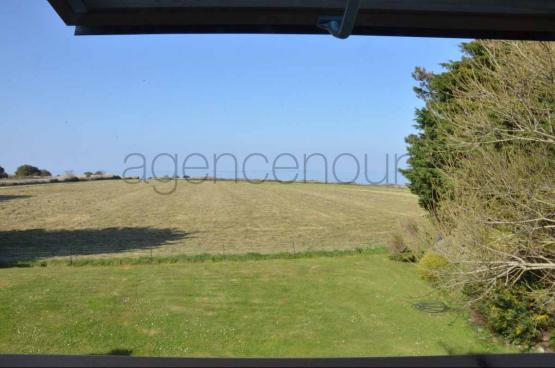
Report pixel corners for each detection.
[0,180,422,264]
[0,254,509,357]
[0,180,512,356]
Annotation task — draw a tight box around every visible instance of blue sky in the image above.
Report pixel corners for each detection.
[0,1,466,183]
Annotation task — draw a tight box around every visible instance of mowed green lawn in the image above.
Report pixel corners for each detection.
[0,254,508,357]
[0,180,422,264]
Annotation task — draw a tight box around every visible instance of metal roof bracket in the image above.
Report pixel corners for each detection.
[317,0,361,39]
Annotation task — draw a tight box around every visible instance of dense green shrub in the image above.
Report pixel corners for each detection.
[84,171,93,177]
[15,164,41,177]
[39,169,52,177]
[474,286,554,346]
[417,252,449,282]
[0,166,7,179]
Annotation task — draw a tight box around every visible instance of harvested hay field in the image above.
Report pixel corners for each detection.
[0,180,422,263]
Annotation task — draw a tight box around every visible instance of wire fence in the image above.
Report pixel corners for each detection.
[0,234,386,267]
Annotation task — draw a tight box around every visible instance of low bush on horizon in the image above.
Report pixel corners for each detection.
[14,164,51,178]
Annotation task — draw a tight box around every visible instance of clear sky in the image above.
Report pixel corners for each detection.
[0,1,466,183]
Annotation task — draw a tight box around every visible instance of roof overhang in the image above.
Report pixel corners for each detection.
[48,0,555,40]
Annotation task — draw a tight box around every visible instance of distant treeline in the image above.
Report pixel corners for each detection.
[0,164,126,187]
[0,174,123,187]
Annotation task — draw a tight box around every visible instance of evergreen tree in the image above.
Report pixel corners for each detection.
[401,42,488,212]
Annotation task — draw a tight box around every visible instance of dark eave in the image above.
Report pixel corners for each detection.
[48,0,555,39]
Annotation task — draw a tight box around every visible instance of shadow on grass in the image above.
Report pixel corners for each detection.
[437,341,485,356]
[105,349,133,356]
[0,194,32,202]
[0,227,192,267]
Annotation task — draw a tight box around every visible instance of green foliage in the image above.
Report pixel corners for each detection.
[94,170,104,176]
[417,251,449,282]
[475,286,554,346]
[401,42,489,213]
[84,171,93,177]
[0,166,6,179]
[39,169,52,177]
[15,164,41,177]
